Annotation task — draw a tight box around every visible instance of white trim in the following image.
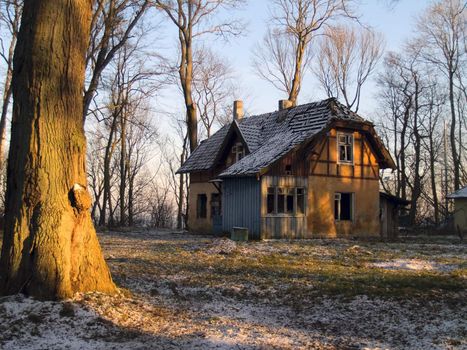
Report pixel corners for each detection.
[336,132,354,165]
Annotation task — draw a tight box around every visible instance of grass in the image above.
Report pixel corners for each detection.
[101,232,466,306]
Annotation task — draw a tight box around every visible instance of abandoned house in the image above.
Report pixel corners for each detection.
[178,98,396,239]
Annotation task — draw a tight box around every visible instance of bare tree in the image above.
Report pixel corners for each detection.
[315,25,384,112]
[193,47,236,138]
[253,0,355,106]
[0,0,22,176]
[417,0,467,191]
[154,0,245,152]
[84,0,151,122]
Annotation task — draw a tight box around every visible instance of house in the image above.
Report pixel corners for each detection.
[447,186,467,233]
[379,192,410,239]
[178,98,396,239]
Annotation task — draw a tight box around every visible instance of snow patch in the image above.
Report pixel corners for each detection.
[370,258,457,272]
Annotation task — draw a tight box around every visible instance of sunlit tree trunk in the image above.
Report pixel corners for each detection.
[0,0,116,299]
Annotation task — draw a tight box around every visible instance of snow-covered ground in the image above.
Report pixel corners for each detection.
[0,230,465,349]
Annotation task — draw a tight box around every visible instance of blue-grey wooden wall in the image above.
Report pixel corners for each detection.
[222,177,261,239]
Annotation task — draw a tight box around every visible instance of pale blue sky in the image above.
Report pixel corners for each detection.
[154,0,430,136]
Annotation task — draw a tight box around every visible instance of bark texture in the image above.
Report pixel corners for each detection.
[0,0,116,299]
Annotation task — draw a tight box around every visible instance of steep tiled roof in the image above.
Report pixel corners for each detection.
[178,98,375,176]
[177,124,230,173]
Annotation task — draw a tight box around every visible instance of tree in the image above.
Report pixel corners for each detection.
[84,0,151,122]
[0,0,22,178]
[0,0,116,299]
[155,0,244,152]
[253,0,355,106]
[417,0,466,190]
[315,25,384,112]
[193,47,236,138]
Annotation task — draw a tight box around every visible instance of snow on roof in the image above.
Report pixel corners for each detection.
[447,186,467,199]
[178,98,370,176]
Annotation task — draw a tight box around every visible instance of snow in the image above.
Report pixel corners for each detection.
[0,230,465,349]
[370,258,459,272]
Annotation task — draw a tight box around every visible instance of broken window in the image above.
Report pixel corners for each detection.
[297,188,305,214]
[267,187,275,214]
[277,188,285,213]
[197,194,207,219]
[334,192,353,221]
[338,133,353,163]
[211,193,221,217]
[286,189,294,213]
[266,187,306,215]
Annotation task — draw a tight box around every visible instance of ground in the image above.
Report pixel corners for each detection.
[0,230,466,349]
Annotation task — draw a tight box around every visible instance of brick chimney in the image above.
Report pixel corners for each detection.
[233,100,244,121]
[279,99,293,110]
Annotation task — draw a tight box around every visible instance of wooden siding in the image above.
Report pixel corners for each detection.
[260,176,308,239]
[222,177,261,239]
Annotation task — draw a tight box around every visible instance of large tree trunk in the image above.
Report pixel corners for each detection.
[0,0,116,299]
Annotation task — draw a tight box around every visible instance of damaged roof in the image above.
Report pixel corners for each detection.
[177,98,395,176]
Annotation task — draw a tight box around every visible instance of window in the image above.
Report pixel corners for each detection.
[297,188,305,214]
[197,194,207,219]
[337,133,353,163]
[334,192,353,221]
[267,187,275,214]
[277,188,285,213]
[232,142,244,162]
[286,189,294,213]
[211,193,221,217]
[266,187,305,215]
[285,164,292,175]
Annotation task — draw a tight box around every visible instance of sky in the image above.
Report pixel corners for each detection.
[155,0,430,137]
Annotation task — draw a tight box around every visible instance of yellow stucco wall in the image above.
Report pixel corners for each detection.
[187,182,219,233]
[454,199,467,231]
[307,175,380,238]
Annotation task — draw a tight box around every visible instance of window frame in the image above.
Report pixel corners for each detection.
[337,132,354,164]
[197,194,207,219]
[334,192,354,222]
[232,142,245,162]
[265,186,306,217]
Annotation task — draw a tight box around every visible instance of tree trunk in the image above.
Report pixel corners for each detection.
[0,0,116,299]
[288,39,305,106]
[408,81,421,225]
[99,113,118,227]
[119,114,127,226]
[179,29,198,152]
[448,70,460,191]
[0,1,20,182]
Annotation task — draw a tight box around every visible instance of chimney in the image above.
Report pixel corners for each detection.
[233,100,244,121]
[279,99,293,110]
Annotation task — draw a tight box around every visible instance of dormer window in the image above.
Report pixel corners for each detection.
[337,133,353,163]
[232,142,244,162]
